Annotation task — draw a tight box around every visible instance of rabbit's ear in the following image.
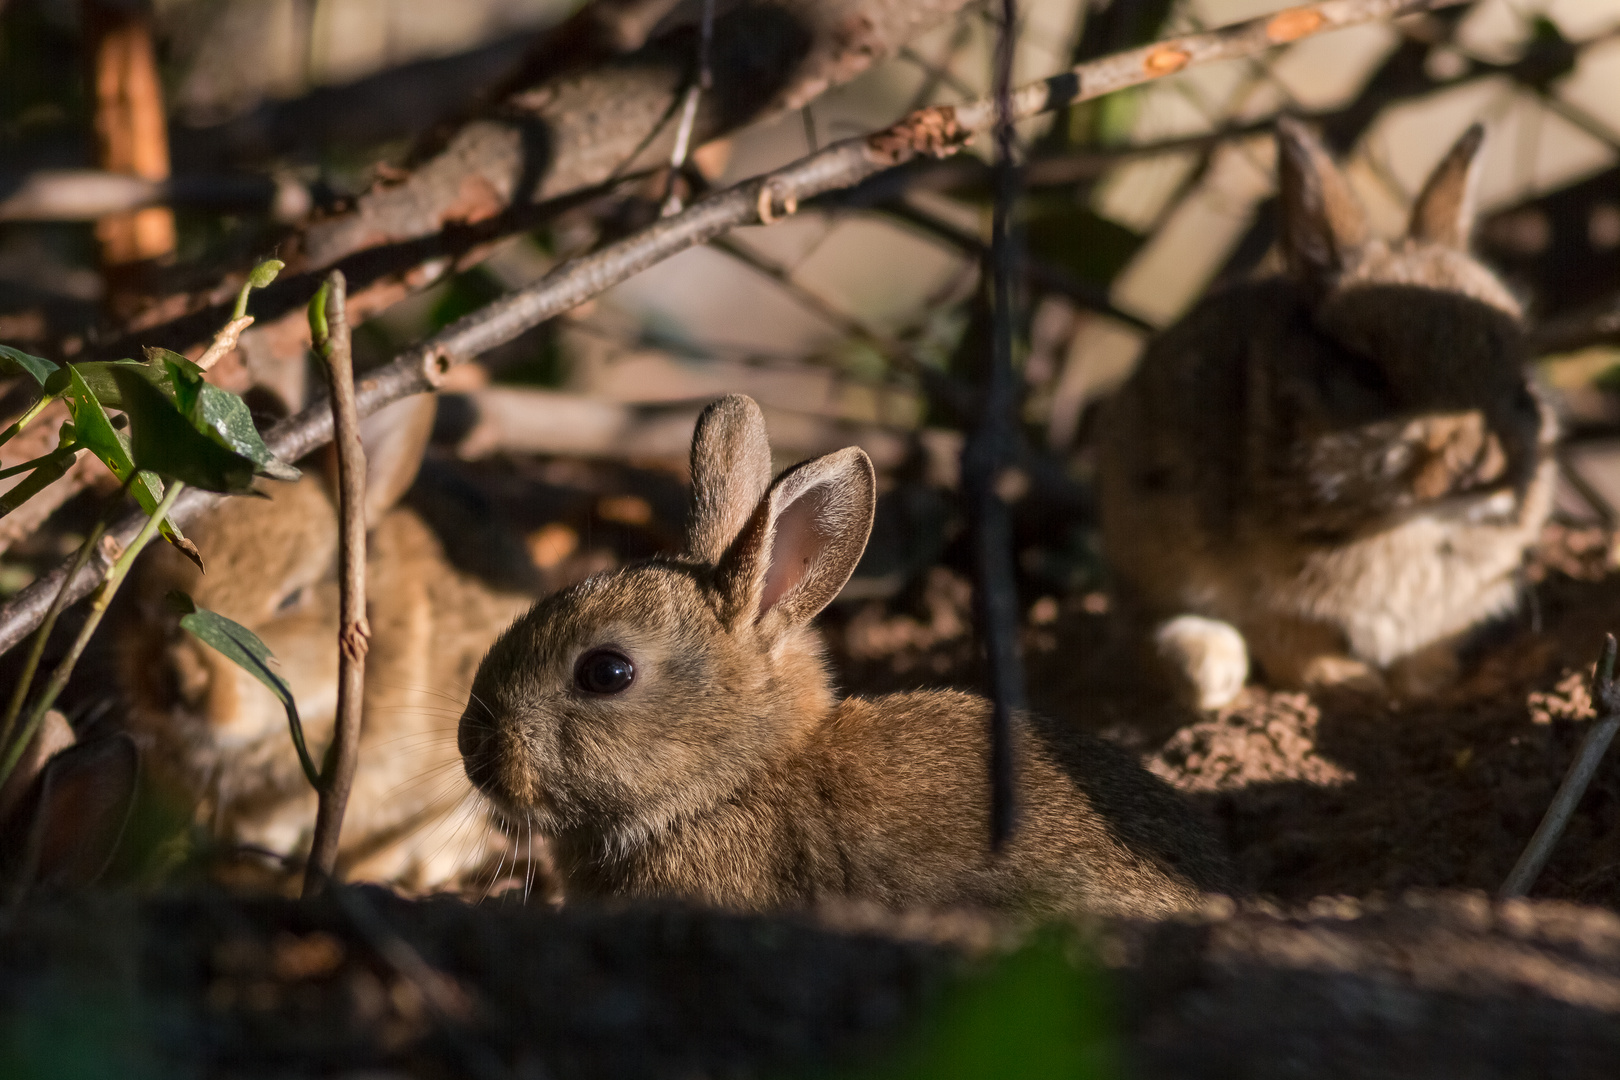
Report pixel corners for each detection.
[1276,116,1367,287]
[686,395,773,565]
[1408,123,1485,250]
[356,394,437,527]
[16,734,139,894]
[716,447,875,633]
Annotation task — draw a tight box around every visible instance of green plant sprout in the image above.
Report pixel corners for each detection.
[0,259,301,794]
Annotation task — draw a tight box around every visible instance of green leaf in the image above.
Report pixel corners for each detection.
[141,347,202,378]
[0,344,59,386]
[160,358,299,482]
[110,367,262,494]
[64,366,167,511]
[44,359,161,410]
[152,351,204,416]
[834,934,1117,1080]
[168,591,320,789]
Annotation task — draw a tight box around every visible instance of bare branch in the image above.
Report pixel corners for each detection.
[298,0,979,270]
[0,0,1470,657]
[1501,635,1620,898]
[304,272,369,897]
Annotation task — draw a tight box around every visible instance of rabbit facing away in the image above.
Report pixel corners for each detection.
[1097,119,1557,710]
[118,396,535,890]
[458,394,1234,918]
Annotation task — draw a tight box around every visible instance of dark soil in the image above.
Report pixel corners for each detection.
[821,522,1620,910]
[8,887,1620,1078]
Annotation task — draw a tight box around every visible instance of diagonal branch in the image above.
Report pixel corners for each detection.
[0,0,1469,656]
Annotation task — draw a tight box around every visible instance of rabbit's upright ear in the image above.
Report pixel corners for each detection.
[1408,123,1485,250]
[1276,116,1368,288]
[686,395,773,565]
[715,447,876,634]
[356,394,437,527]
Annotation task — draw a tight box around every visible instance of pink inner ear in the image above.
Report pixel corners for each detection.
[759,485,828,618]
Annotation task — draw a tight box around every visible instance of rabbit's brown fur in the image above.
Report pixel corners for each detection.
[118,399,533,889]
[461,395,1233,917]
[1097,120,1557,709]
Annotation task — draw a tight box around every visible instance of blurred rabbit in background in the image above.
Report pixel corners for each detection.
[117,395,543,891]
[1098,118,1556,710]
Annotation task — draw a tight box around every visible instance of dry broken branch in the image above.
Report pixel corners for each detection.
[0,0,1469,656]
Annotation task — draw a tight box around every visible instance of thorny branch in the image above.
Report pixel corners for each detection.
[304,272,370,898]
[0,0,1471,656]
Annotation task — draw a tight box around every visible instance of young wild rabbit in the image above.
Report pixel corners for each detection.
[457,394,1233,918]
[118,396,536,890]
[1097,119,1556,710]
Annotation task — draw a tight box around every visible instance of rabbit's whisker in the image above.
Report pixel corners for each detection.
[524,816,537,904]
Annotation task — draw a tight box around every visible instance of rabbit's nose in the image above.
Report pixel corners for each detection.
[458,704,499,789]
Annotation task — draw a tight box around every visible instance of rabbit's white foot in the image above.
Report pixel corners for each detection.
[1155,615,1249,710]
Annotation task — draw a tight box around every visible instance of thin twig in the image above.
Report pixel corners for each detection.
[304,271,370,898]
[1501,634,1620,898]
[0,516,107,754]
[965,0,1026,853]
[0,0,1468,658]
[194,316,254,372]
[661,0,717,216]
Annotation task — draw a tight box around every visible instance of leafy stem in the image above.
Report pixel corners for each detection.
[0,480,185,791]
[0,445,80,483]
[0,393,60,452]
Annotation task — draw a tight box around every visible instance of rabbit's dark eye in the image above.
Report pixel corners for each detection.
[575,648,635,695]
[275,587,306,613]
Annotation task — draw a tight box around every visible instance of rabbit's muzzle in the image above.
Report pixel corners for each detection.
[458,701,559,822]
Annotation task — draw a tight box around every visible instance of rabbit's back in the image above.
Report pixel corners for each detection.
[558,689,1229,917]
[1099,277,1555,666]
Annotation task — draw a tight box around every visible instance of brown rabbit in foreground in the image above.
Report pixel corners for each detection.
[458,394,1234,918]
[1097,119,1557,710]
[118,397,535,890]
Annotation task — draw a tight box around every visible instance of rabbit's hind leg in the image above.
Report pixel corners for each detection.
[1154,615,1250,710]
[1385,639,1461,700]
[1248,616,1385,697]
